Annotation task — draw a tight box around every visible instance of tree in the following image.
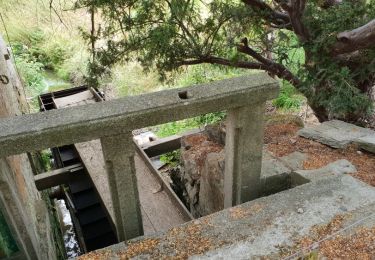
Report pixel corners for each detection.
[76,0,375,124]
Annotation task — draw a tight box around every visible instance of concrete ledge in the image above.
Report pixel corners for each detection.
[0,73,278,157]
[79,174,375,259]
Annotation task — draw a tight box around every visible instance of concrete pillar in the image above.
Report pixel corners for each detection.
[100,133,144,241]
[224,103,265,208]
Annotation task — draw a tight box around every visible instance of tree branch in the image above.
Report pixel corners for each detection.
[241,0,291,28]
[237,39,301,86]
[178,53,300,87]
[178,56,268,70]
[287,0,310,42]
[332,19,375,55]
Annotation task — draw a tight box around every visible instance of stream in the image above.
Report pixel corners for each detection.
[42,71,73,93]
[42,72,80,257]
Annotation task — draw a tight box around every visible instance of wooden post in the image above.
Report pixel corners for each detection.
[224,103,266,208]
[100,133,144,241]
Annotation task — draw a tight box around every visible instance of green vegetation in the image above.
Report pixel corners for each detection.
[80,0,375,124]
[273,81,304,111]
[156,111,225,138]
[0,0,89,109]
[160,150,181,167]
[0,211,19,258]
[40,150,52,171]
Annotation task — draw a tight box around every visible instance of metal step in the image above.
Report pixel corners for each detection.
[84,231,118,251]
[71,189,100,210]
[81,218,114,240]
[76,205,107,226]
[39,86,118,253]
[68,178,93,194]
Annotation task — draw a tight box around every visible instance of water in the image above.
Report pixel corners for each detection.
[55,200,81,258]
[42,71,73,93]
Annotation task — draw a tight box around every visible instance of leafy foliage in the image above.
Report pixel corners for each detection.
[273,81,304,110]
[297,0,375,120]
[12,42,46,97]
[76,0,375,123]
[160,150,181,167]
[156,112,225,138]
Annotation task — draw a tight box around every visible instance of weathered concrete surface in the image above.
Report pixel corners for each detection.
[0,35,56,260]
[298,120,375,153]
[224,103,266,207]
[292,159,357,186]
[135,156,188,233]
[0,73,279,158]
[260,151,306,196]
[81,170,375,259]
[76,140,188,236]
[101,133,144,241]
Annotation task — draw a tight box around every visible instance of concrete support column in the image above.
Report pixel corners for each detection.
[224,103,266,208]
[100,133,143,241]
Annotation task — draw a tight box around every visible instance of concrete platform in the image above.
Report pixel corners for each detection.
[78,166,375,259]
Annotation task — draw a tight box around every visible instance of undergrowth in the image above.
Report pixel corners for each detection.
[273,81,304,110]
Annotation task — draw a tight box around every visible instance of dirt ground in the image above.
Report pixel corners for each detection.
[264,123,375,187]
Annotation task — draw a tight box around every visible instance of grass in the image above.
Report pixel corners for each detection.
[0,0,89,109]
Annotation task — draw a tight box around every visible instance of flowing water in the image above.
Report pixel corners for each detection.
[55,200,81,258]
[42,71,73,93]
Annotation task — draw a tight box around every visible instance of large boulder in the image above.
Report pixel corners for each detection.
[180,133,224,217]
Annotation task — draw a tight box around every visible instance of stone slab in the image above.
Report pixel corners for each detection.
[291,159,357,186]
[82,172,375,259]
[356,135,375,154]
[298,120,375,153]
[260,151,306,195]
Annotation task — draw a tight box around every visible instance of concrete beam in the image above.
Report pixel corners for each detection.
[141,128,202,157]
[134,141,194,221]
[0,73,278,157]
[224,103,266,207]
[34,163,84,190]
[101,133,144,241]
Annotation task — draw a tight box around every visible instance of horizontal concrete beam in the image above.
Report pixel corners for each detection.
[34,163,84,190]
[0,73,278,157]
[141,128,202,157]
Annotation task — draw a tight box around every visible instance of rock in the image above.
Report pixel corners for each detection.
[298,120,375,151]
[279,151,307,171]
[355,135,375,154]
[198,150,225,216]
[179,128,309,216]
[292,159,357,185]
[297,208,304,214]
[205,123,226,145]
[180,133,224,217]
[265,113,304,127]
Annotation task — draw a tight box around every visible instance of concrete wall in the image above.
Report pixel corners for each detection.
[0,35,56,259]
